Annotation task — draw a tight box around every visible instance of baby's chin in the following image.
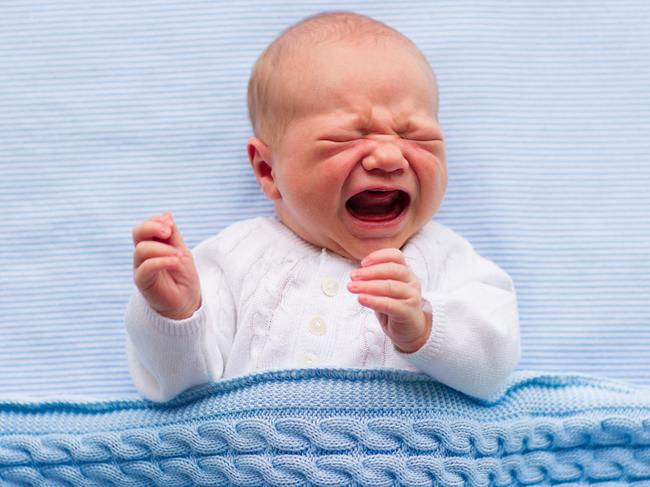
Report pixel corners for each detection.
[276,209,418,262]
[335,216,430,261]
[332,234,414,262]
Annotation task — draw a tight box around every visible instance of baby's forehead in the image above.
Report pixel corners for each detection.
[248,12,436,142]
[276,35,432,93]
[281,37,434,93]
[269,41,437,128]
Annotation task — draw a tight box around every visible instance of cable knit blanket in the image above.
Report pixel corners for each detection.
[1,369,649,486]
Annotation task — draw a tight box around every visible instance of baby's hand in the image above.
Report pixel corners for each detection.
[348,248,431,353]
[132,212,201,320]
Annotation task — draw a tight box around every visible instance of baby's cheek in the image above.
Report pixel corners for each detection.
[402,143,442,170]
[283,175,338,217]
[316,158,355,190]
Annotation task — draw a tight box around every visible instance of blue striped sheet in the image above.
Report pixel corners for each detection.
[0,0,648,397]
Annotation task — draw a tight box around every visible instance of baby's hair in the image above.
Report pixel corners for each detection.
[247,11,437,146]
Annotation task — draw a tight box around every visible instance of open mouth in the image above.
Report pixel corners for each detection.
[345,190,410,222]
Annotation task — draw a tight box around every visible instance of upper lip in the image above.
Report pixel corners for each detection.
[345,185,411,200]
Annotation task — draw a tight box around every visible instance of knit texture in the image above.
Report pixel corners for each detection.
[1,368,649,486]
[126,216,520,402]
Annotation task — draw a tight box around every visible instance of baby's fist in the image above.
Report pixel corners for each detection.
[132,213,201,320]
[347,248,431,353]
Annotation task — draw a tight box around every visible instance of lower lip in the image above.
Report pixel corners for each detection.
[343,201,409,236]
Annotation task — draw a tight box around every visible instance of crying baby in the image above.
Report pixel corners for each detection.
[125,11,520,402]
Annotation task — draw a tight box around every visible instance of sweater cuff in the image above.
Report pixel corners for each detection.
[393,295,446,367]
[133,291,208,337]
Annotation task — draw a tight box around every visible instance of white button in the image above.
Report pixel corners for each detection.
[303,352,318,365]
[309,317,327,336]
[321,278,339,297]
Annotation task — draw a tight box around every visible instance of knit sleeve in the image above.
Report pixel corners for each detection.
[396,230,521,400]
[125,240,236,402]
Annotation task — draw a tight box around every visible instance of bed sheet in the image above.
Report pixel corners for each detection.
[0,0,649,397]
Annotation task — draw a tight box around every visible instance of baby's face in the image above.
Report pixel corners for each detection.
[253,38,447,261]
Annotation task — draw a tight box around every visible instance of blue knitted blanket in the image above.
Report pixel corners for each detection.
[1,369,649,486]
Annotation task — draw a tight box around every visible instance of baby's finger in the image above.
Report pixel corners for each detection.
[151,212,171,223]
[163,214,189,251]
[350,262,412,283]
[134,240,183,269]
[360,248,405,267]
[134,256,181,290]
[132,218,174,245]
[347,279,412,299]
[357,294,411,319]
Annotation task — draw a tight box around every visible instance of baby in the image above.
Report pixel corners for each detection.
[126,12,520,402]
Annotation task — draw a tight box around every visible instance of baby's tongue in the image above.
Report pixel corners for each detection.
[347,190,401,218]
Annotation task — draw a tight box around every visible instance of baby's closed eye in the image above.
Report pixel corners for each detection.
[399,130,442,142]
[317,133,360,143]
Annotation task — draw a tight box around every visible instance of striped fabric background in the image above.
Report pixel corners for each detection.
[0,0,648,397]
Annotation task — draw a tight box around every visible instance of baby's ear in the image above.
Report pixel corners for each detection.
[247,137,281,200]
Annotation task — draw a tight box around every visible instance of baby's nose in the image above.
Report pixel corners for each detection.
[361,141,408,174]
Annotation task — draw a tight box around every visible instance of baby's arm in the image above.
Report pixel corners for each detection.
[126,213,229,402]
[349,245,520,400]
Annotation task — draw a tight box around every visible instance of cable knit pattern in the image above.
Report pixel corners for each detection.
[1,369,650,486]
[125,216,520,402]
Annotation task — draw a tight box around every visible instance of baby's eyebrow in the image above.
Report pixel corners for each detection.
[354,110,373,132]
[394,114,437,134]
[353,110,412,133]
[394,113,412,133]
[325,110,368,130]
[395,118,414,134]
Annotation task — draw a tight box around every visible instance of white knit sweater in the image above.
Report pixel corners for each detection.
[125,216,520,402]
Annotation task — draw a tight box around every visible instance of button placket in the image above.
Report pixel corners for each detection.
[301,254,349,368]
